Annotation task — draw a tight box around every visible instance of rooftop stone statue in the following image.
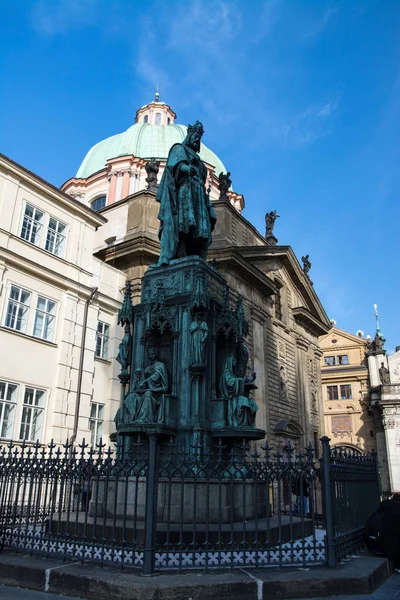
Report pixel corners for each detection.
[155,121,217,265]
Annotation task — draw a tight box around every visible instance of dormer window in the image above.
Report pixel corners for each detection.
[155,113,161,125]
[143,115,149,123]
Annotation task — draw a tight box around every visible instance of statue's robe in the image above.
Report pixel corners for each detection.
[125,361,168,424]
[156,142,216,264]
[220,356,258,428]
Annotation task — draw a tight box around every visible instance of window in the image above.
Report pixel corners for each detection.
[167,117,171,125]
[274,289,282,321]
[155,112,161,125]
[5,286,31,333]
[89,403,104,446]
[143,115,148,123]
[327,385,338,401]
[91,196,106,212]
[33,296,56,341]
[19,387,45,442]
[340,384,352,400]
[96,321,109,359]
[20,204,44,245]
[0,381,18,438]
[325,356,335,366]
[338,355,349,365]
[45,218,66,257]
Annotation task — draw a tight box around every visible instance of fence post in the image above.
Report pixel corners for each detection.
[321,436,336,568]
[143,432,159,575]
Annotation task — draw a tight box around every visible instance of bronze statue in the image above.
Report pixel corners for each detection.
[218,171,231,201]
[379,362,390,385]
[116,323,132,377]
[220,355,258,427]
[145,158,160,192]
[156,121,216,265]
[189,312,208,366]
[265,210,280,236]
[115,346,168,424]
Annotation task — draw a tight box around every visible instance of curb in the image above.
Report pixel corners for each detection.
[0,551,391,600]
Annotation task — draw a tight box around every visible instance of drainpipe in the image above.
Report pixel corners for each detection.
[69,287,98,447]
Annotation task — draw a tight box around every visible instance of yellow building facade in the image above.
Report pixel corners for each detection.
[319,327,376,454]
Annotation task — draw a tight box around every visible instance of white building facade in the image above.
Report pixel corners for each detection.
[0,154,125,446]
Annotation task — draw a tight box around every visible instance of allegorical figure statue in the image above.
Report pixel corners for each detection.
[189,312,208,366]
[302,254,311,275]
[279,365,288,402]
[265,210,280,236]
[379,362,391,385]
[155,121,217,265]
[220,355,258,427]
[115,346,168,425]
[116,323,132,377]
[218,171,231,201]
[145,158,160,192]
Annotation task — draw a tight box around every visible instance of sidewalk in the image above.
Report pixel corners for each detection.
[0,550,391,600]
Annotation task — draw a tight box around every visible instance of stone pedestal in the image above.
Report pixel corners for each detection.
[90,476,268,524]
[117,255,265,452]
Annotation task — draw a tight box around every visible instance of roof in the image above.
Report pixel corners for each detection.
[76,123,227,179]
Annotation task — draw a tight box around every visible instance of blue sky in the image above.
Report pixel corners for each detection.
[1,0,399,350]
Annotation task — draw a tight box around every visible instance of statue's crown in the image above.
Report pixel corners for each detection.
[187,120,204,137]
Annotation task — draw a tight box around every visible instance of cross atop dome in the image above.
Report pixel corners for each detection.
[135,90,177,126]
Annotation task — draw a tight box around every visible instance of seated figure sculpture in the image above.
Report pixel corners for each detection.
[220,354,258,427]
[115,346,168,425]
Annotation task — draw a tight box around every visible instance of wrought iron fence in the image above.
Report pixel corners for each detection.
[0,436,379,573]
[320,436,381,567]
[0,438,326,572]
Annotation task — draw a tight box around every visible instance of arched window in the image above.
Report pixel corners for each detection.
[91,196,106,212]
[155,113,161,125]
[167,117,171,125]
[143,115,149,123]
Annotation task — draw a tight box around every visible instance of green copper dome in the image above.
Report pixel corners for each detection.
[76,123,227,179]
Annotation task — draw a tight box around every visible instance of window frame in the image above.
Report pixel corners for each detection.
[20,204,44,246]
[0,380,18,439]
[324,356,336,366]
[33,296,56,342]
[89,402,104,446]
[19,202,68,260]
[45,216,67,258]
[4,285,31,333]
[327,385,339,401]
[340,384,352,400]
[95,321,110,360]
[90,196,107,212]
[19,387,46,443]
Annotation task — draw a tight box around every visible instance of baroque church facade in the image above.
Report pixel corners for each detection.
[0,94,331,450]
